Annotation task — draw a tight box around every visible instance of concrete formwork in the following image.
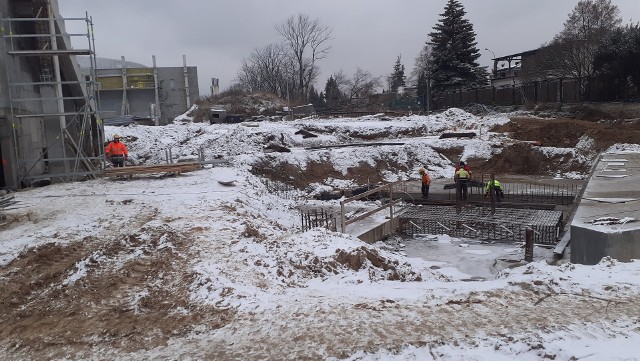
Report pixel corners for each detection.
[400,205,563,244]
[570,152,640,264]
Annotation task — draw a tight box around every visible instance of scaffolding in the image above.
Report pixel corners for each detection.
[1,2,102,187]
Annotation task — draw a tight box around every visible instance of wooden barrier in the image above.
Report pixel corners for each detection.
[339,180,405,233]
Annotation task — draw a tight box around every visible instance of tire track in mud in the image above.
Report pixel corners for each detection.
[0,207,233,359]
[201,288,640,360]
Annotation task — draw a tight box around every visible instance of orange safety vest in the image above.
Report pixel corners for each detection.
[421,173,431,186]
[105,141,128,157]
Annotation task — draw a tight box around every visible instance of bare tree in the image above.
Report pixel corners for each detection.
[342,68,381,101]
[236,44,290,96]
[556,0,621,42]
[410,45,432,84]
[545,0,622,95]
[275,14,332,100]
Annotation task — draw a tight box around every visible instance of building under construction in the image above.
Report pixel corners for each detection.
[0,0,101,189]
[93,55,199,125]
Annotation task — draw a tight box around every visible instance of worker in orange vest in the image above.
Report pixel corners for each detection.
[105,134,129,167]
[418,167,431,199]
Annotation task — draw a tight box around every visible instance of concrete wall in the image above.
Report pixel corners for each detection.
[0,0,99,189]
[356,218,399,244]
[0,0,47,188]
[570,153,640,264]
[157,67,199,124]
[570,225,640,265]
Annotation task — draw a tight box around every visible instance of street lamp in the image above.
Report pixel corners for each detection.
[485,48,497,81]
[484,48,496,60]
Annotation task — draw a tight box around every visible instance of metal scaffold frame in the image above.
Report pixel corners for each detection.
[1,3,103,187]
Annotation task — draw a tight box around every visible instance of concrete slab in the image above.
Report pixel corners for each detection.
[570,152,640,264]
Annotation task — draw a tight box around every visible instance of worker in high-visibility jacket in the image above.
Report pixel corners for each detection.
[484,179,504,202]
[105,134,129,167]
[454,161,470,201]
[418,167,431,199]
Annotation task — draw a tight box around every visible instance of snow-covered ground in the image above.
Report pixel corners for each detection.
[1,110,638,360]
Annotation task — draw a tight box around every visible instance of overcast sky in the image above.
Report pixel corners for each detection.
[58,0,640,96]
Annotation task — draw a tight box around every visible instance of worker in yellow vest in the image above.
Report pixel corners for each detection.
[485,179,504,202]
[454,161,470,201]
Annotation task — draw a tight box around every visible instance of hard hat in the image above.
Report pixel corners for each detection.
[114,134,121,139]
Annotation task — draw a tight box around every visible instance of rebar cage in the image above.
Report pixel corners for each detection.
[400,205,563,244]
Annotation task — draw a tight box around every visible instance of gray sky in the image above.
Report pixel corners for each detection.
[58,0,640,96]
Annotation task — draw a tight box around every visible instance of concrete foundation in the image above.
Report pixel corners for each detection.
[356,218,399,244]
[570,152,640,264]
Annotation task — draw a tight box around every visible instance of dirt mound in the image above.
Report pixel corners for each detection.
[492,118,592,148]
[334,247,423,281]
[251,157,404,189]
[0,226,232,356]
[471,143,589,176]
[192,91,287,121]
[493,117,640,151]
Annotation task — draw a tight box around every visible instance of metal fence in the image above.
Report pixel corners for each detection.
[436,75,639,110]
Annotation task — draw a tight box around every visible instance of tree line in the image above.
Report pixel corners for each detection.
[232,0,640,112]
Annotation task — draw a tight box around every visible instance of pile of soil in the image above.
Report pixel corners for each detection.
[251,157,405,190]
[471,143,588,176]
[0,227,232,355]
[493,117,640,150]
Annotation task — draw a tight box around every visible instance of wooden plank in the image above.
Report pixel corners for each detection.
[104,162,201,177]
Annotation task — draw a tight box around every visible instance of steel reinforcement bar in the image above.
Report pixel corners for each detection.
[399,205,563,244]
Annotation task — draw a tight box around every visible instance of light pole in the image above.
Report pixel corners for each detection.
[485,48,497,81]
[484,48,496,60]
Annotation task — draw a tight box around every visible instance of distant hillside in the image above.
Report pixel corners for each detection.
[76,56,148,69]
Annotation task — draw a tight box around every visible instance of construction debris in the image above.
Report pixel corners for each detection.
[586,217,636,226]
[306,142,404,150]
[439,132,476,139]
[294,129,319,138]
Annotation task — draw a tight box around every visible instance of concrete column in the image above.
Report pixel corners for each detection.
[121,56,128,115]
[152,55,161,125]
[183,54,191,109]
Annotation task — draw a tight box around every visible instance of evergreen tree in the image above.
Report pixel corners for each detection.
[428,0,488,98]
[594,23,640,97]
[389,55,406,93]
[308,85,325,109]
[324,76,344,109]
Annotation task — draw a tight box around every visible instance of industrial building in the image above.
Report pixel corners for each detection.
[0,0,102,189]
[92,55,199,125]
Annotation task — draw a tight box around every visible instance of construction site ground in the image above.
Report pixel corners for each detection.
[1,107,640,360]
